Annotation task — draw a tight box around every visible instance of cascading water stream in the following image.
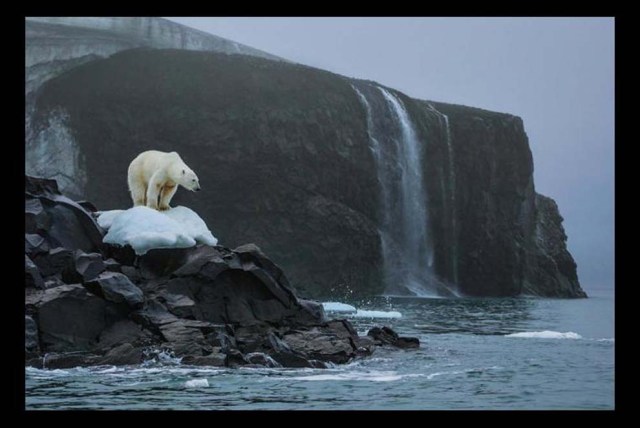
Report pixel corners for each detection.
[442,114,459,286]
[377,88,432,293]
[353,83,447,296]
[427,104,458,285]
[427,104,459,287]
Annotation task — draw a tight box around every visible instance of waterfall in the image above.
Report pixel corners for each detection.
[427,104,459,287]
[442,113,459,286]
[353,86,394,288]
[377,87,432,291]
[353,83,444,296]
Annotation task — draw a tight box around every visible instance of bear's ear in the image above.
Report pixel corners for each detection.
[182,169,185,175]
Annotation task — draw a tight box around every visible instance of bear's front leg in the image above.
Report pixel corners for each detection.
[158,184,177,211]
[146,173,162,210]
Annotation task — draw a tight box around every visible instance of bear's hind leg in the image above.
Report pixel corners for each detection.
[129,178,147,207]
[158,185,177,211]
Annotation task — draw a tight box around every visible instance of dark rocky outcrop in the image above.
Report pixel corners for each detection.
[25,316,40,357]
[181,350,226,367]
[26,19,585,299]
[367,326,420,349]
[96,343,144,366]
[61,251,105,284]
[84,272,144,308]
[32,284,114,352]
[25,256,44,289]
[24,175,417,368]
[522,195,586,297]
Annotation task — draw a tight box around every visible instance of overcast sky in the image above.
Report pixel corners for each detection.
[167,17,614,292]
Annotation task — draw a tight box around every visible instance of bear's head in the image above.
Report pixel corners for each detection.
[178,167,201,192]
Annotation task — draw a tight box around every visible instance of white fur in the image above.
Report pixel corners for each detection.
[127,150,200,210]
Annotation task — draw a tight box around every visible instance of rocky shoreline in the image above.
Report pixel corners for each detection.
[25,175,418,370]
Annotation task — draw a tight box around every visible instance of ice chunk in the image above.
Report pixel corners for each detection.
[100,206,218,255]
[322,302,357,313]
[184,378,209,388]
[350,310,402,319]
[96,209,124,230]
[504,331,582,339]
[162,206,217,247]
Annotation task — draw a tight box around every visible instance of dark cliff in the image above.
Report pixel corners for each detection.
[421,101,583,297]
[33,49,383,298]
[28,42,585,298]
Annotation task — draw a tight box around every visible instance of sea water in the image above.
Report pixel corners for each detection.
[25,288,614,410]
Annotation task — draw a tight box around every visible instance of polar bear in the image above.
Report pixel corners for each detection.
[127,150,201,211]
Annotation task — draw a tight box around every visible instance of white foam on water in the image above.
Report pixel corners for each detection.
[505,331,582,339]
[120,379,172,387]
[322,302,357,313]
[26,365,227,380]
[349,310,402,319]
[425,370,468,380]
[346,357,394,366]
[184,378,209,388]
[422,366,503,380]
[93,366,119,374]
[25,367,72,377]
[289,370,403,382]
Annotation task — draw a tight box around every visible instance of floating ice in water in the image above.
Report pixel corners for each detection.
[505,331,582,339]
[321,301,401,318]
[322,302,357,313]
[350,310,402,319]
[184,378,209,388]
[98,206,218,255]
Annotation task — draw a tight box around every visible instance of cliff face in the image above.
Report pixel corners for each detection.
[26,20,585,299]
[33,49,383,298]
[524,195,585,297]
[419,101,579,296]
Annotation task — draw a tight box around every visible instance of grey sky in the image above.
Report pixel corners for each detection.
[167,17,614,292]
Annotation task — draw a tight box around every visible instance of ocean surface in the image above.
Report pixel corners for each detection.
[25,288,614,410]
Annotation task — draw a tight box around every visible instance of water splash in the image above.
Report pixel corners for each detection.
[142,348,182,366]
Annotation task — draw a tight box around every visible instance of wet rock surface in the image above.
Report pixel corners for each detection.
[25,175,417,368]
